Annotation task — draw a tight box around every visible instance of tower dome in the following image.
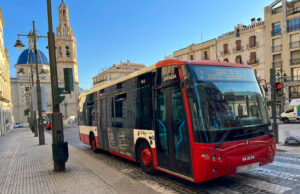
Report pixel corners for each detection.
[16,48,49,65]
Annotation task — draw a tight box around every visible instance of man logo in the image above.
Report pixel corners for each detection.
[242,155,255,162]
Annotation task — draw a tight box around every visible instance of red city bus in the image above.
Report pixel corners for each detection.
[78,59,275,182]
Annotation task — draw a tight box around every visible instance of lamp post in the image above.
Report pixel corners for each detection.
[14,21,47,145]
[270,67,278,143]
[47,0,69,172]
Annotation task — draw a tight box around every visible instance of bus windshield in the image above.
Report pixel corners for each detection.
[185,65,270,143]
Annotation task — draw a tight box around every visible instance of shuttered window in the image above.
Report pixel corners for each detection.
[250,52,256,64]
[223,44,228,54]
[249,36,256,48]
[236,40,241,51]
[235,55,242,64]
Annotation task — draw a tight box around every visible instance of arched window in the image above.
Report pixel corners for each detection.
[58,46,62,57]
[65,46,70,57]
[63,25,67,35]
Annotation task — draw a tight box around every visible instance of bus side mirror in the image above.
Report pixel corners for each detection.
[64,68,74,94]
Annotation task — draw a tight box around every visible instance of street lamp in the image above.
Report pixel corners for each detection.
[14,21,47,145]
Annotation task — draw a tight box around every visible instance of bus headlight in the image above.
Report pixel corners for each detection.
[201,154,210,159]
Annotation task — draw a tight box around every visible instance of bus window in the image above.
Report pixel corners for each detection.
[156,90,168,156]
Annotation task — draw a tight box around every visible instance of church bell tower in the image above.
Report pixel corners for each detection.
[55,0,79,118]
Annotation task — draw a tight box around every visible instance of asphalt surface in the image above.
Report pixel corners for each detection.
[47,125,300,193]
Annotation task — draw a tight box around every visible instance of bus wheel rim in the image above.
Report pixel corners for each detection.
[141,148,152,167]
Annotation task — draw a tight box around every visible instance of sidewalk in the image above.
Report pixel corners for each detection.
[0,127,160,194]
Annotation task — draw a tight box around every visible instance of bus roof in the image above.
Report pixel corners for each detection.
[80,59,251,98]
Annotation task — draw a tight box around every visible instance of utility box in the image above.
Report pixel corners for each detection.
[64,68,74,94]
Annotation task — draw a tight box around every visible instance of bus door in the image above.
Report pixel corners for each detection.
[155,85,192,177]
[99,96,109,150]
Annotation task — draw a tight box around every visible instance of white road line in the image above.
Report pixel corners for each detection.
[231,175,291,193]
[251,168,300,181]
[275,155,300,163]
[270,161,300,171]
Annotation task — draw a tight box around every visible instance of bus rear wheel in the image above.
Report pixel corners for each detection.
[138,141,155,174]
[90,134,98,153]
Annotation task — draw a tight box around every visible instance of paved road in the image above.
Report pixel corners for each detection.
[50,125,300,193]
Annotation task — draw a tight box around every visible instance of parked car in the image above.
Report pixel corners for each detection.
[14,122,23,128]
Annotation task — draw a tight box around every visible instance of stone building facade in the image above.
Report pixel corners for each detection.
[264,0,300,111]
[0,8,13,135]
[167,0,300,112]
[10,0,79,123]
[92,61,145,86]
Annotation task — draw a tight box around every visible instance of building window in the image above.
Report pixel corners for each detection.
[236,28,240,37]
[63,24,67,35]
[289,86,300,98]
[190,55,194,60]
[272,23,281,36]
[292,67,300,81]
[65,46,70,57]
[63,10,66,16]
[288,17,300,32]
[249,36,256,48]
[223,44,228,54]
[235,55,242,64]
[204,51,208,60]
[249,52,257,64]
[224,58,229,62]
[236,40,242,51]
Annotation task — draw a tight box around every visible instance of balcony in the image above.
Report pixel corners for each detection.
[287,6,300,16]
[272,61,282,68]
[290,58,300,65]
[247,42,258,49]
[220,50,230,56]
[233,46,243,53]
[272,45,282,52]
[290,41,300,49]
[247,59,259,65]
[287,24,300,32]
[272,29,281,36]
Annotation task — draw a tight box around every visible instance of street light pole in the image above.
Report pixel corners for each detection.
[30,56,38,137]
[47,0,68,172]
[32,21,45,145]
[270,67,279,143]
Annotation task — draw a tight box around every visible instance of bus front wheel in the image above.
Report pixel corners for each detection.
[138,141,155,174]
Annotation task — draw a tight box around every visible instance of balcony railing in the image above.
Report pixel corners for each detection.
[272,61,282,68]
[287,6,300,16]
[290,58,300,65]
[247,59,259,65]
[247,42,258,49]
[233,46,243,53]
[272,29,281,36]
[287,24,300,32]
[290,41,300,49]
[272,45,282,52]
[220,50,230,56]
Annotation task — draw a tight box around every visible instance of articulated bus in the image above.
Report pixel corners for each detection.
[78,59,275,182]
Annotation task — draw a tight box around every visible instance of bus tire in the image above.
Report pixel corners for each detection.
[90,133,98,153]
[283,118,289,123]
[138,141,155,174]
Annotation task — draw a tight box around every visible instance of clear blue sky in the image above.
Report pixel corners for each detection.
[1,0,274,89]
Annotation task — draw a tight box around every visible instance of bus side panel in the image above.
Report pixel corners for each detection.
[79,125,98,146]
[107,127,135,159]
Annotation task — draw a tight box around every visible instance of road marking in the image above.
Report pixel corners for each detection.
[251,168,300,182]
[270,161,300,171]
[275,155,300,163]
[231,175,291,193]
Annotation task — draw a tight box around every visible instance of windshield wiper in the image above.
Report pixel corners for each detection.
[215,130,231,148]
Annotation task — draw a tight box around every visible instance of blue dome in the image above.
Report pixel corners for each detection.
[16,49,49,65]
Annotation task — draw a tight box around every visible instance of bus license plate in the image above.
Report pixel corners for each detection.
[236,162,259,173]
